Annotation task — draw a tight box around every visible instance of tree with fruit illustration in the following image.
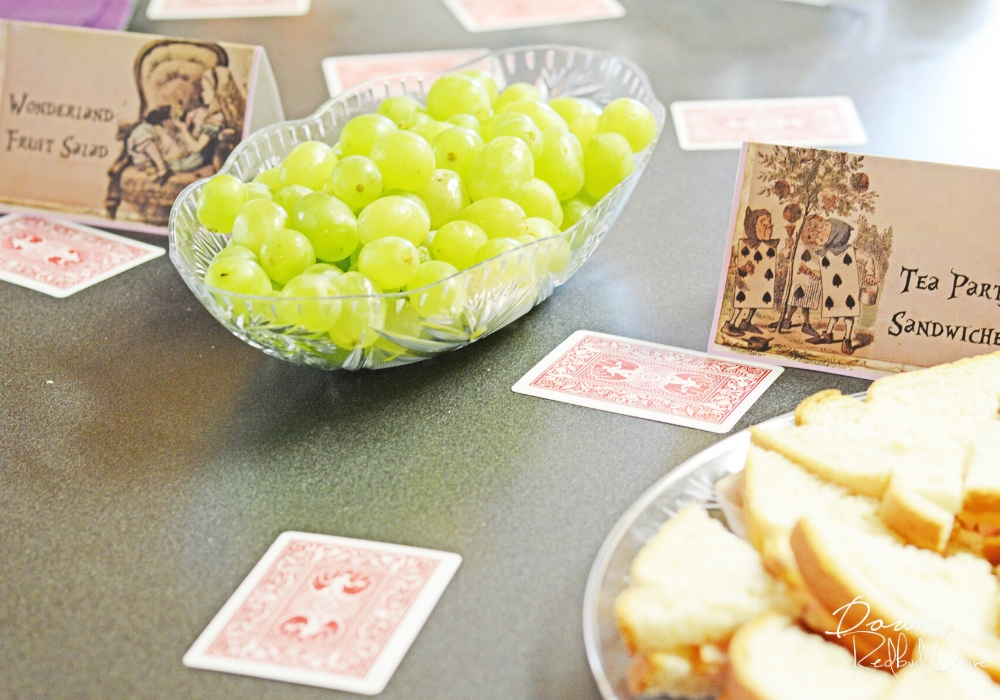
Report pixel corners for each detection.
[755,147,878,331]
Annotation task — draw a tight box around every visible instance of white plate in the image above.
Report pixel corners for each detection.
[582,401,842,699]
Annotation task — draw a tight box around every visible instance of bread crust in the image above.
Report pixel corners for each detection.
[789,519,916,671]
[880,481,953,553]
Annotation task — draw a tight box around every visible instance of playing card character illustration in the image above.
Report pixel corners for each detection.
[714,144,894,370]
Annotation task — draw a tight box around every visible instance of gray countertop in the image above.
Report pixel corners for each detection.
[2,1,998,698]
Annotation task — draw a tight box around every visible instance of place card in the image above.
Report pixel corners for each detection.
[709,142,1000,378]
[0,21,284,234]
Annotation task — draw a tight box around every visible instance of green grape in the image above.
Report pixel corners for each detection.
[329,272,386,349]
[415,170,470,229]
[560,197,591,231]
[526,217,561,240]
[204,256,273,294]
[398,111,434,130]
[406,260,463,318]
[276,272,342,333]
[495,82,540,108]
[466,136,533,201]
[212,244,258,263]
[584,132,634,200]
[272,184,313,215]
[430,220,488,269]
[496,99,567,131]
[460,69,498,105]
[358,236,420,289]
[432,127,484,181]
[517,178,563,226]
[252,167,282,189]
[290,192,359,262]
[348,243,362,270]
[377,95,427,126]
[331,142,343,157]
[597,97,656,152]
[547,97,597,125]
[473,237,522,264]
[339,114,397,157]
[245,183,272,201]
[426,74,492,122]
[417,245,431,263]
[259,229,316,285]
[376,297,424,357]
[479,114,498,140]
[515,234,536,245]
[197,174,247,233]
[328,155,383,212]
[545,235,572,275]
[204,257,273,318]
[491,114,543,160]
[568,111,599,148]
[278,141,338,190]
[534,127,584,200]
[357,195,430,246]
[305,262,345,282]
[446,113,481,134]
[231,199,288,253]
[382,190,431,218]
[459,197,528,239]
[370,130,436,192]
[409,120,452,144]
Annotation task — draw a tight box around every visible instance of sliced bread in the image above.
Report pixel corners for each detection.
[794,389,866,426]
[790,512,1000,680]
[877,663,1000,700]
[721,612,893,700]
[614,503,787,698]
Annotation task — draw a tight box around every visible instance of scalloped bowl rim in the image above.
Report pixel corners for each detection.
[170,44,666,302]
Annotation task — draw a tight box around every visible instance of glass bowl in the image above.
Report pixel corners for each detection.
[168,45,666,370]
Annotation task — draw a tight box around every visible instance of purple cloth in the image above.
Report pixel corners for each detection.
[0,0,134,30]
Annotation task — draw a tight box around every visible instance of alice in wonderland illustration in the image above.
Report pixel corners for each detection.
[106,39,248,227]
[717,145,893,363]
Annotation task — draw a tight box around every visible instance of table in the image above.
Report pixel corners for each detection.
[3,1,999,697]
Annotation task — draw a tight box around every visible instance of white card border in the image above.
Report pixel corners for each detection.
[0,214,164,298]
[670,96,867,151]
[321,48,490,97]
[443,0,625,33]
[512,330,783,433]
[183,532,462,696]
[146,0,311,20]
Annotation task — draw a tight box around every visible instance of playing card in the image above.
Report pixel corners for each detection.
[322,49,490,97]
[443,0,625,33]
[512,331,782,433]
[670,97,866,151]
[146,0,310,20]
[183,532,462,695]
[0,214,164,298]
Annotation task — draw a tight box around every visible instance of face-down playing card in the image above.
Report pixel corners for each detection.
[183,532,461,695]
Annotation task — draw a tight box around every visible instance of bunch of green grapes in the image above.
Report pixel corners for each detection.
[195,73,656,349]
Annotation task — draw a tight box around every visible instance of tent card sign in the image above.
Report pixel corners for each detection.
[710,142,1000,378]
[0,21,283,234]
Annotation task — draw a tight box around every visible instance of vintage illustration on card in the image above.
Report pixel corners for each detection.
[0,22,259,231]
[711,143,1000,377]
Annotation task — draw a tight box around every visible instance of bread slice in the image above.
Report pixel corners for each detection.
[614,503,787,697]
[721,613,893,700]
[794,389,865,426]
[880,477,954,553]
[864,351,1000,435]
[742,446,895,585]
[877,663,1000,700]
[628,645,727,699]
[789,512,1000,680]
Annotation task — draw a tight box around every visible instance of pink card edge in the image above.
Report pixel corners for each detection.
[241,46,263,141]
[445,0,625,32]
[0,202,169,236]
[147,0,310,20]
[706,141,751,352]
[322,48,491,96]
